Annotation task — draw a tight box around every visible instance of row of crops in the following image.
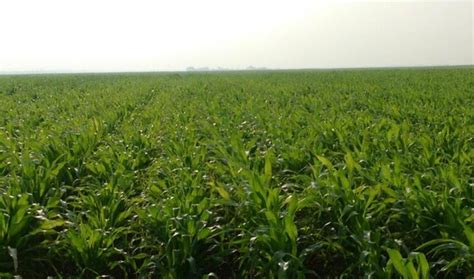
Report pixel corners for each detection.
[0,68,473,277]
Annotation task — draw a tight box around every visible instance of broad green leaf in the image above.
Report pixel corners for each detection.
[406,261,419,279]
[416,253,429,279]
[216,186,230,200]
[464,225,474,248]
[264,151,273,183]
[387,248,408,278]
[316,155,334,172]
[265,210,278,225]
[40,219,65,230]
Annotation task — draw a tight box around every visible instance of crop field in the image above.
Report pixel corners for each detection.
[0,68,473,278]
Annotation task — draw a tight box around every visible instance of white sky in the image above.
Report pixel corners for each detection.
[0,0,472,72]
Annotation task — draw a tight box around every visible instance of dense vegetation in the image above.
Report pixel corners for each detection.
[0,68,473,278]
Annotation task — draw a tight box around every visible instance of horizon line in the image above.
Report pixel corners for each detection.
[0,64,472,76]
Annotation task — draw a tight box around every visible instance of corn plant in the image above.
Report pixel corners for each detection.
[0,67,472,277]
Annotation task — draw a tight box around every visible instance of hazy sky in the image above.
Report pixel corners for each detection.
[0,0,472,72]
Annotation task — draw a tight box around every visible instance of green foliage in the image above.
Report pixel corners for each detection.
[0,68,472,277]
[385,249,430,279]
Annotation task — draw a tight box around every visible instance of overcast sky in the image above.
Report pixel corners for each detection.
[0,0,472,72]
